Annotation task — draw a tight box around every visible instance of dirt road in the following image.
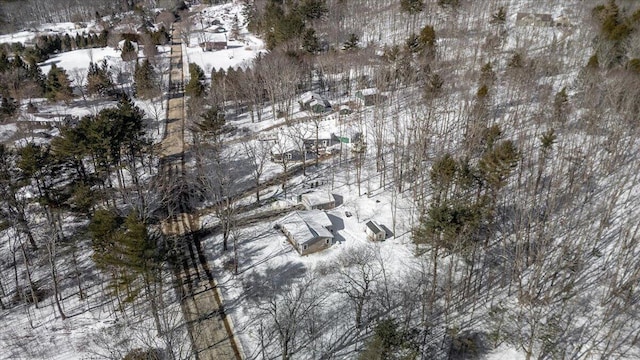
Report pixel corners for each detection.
[159,26,243,360]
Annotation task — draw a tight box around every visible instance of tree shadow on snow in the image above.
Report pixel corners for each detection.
[236,261,307,304]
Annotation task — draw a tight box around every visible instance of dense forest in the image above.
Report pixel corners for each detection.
[1,0,640,359]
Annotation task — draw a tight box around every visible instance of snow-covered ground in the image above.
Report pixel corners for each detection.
[2,0,640,359]
[184,2,265,78]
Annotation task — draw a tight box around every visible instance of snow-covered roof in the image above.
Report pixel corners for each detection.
[366,220,384,234]
[205,33,227,43]
[280,210,333,246]
[300,91,330,106]
[301,191,335,207]
[298,209,332,228]
[270,135,299,154]
[356,88,378,96]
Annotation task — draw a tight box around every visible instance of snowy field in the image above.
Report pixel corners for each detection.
[185,2,265,78]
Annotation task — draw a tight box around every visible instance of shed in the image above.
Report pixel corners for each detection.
[355,88,386,106]
[365,221,386,241]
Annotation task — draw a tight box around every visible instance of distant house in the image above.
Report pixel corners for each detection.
[278,210,334,255]
[339,105,353,115]
[213,26,227,33]
[200,33,227,51]
[355,88,386,106]
[271,148,305,162]
[258,132,278,142]
[300,191,336,210]
[304,132,339,153]
[271,137,307,162]
[365,221,386,241]
[299,92,332,113]
[516,13,553,27]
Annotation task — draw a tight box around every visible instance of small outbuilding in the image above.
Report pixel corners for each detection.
[365,221,386,241]
[300,191,336,211]
[355,88,386,106]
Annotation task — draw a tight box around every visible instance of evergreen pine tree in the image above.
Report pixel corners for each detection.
[343,33,360,51]
[0,96,17,122]
[418,25,436,53]
[302,28,320,53]
[0,50,9,73]
[87,60,113,96]
[46,64,73,103]
[185,63,206,97]
[121,40,137,62]
[62,34,72,51]
[133,59,156,99]
[400,0,424,15]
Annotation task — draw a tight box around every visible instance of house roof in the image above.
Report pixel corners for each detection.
[356,88,378,96]
[301,191,335,207]
[280,210,334,246]
[366,220,384,234]
[301,92,331,107]
[298,209,333,228]
[300,91,321,103]
[270,134,299,154]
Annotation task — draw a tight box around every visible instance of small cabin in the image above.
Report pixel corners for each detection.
[200,33,227,51]
[355,88,386,106]
[365,221,386,241]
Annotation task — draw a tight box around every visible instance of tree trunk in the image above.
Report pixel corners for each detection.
[20,242,38,307]
[47,240,67,320]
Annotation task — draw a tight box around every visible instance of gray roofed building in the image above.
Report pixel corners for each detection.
[278,210,335,255]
